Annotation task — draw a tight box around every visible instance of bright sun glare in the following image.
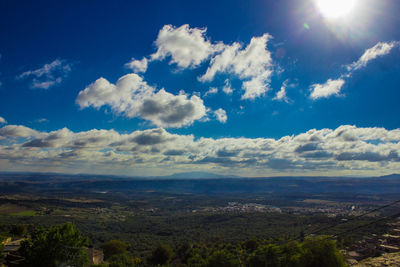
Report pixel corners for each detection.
[316,0,357,18]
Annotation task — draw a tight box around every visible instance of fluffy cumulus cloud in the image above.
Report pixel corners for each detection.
[0,116,6,124]
[213,108,227,123]
[1,124,399,176]
[310,78,345,100]
[17,59,72,89]
[76,73,207,128]
[150,24,223,69]
[0,125,42,138]
[125,57,148,73]
[123,25,275,100]
[346,41,399,72]
[199,34,274,100]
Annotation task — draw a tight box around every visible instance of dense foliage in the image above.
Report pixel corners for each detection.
[5,221,348,266]
[19,223,89,267]
[102,240,129,260]
[175,236,347,267]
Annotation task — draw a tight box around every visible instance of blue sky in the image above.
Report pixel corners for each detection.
[0,0,400,176]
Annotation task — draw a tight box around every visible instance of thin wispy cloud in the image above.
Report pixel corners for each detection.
[204,87,218,97]
[222,79,233,95]
[310,41,399,100]
[346,41,399,72]
[35,118,49,123]
[17,59,72,89]
[273,79,291,103]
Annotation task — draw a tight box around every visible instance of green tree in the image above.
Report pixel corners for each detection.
[108,253,141,267]
[188,254,207,267]
[248,244,283,267]
[206,249,239,267]
[299,236,347,267]
[176,242,193,263]
[19,223,89,267]
[102,240,128,260]
[148,244,174,266]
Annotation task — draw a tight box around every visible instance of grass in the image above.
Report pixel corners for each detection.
[9,210,37,216]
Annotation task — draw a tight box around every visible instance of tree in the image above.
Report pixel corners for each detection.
[102,240,128,260]
[206,249,239,267]
[299,236,347,267]
[248,244,283,267]
[188,253,207,267]
[176,242,193,263]
[108,253,141,267]
[148,244,174,266]
[19,223,89,267]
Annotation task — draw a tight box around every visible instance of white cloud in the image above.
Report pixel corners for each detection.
[35,118,49,123]
[310,41,398,100]
[76,73,208,128]
[214,108,227,123]
[199,34,274,100]
[150,24,223,69]
[125,57,148,73]
[1,124,399,176]
[310,78,345,100]
[346,41,399,72]
[0,125,42,138]
[0,116,6,124]
[204,87,218,97]
[17,59,72,89]
[241,74,270,100]
[273,79,291,103]
[222,79,233,95]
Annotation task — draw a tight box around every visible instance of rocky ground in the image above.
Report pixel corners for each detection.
[354,252,400,266]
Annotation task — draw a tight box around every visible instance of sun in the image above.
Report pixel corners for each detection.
[316,0,357,18]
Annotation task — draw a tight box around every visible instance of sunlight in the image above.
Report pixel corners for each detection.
[316,0,357,18]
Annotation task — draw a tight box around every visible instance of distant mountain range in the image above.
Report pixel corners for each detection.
[0,172,400,195]
[161,171,241,179]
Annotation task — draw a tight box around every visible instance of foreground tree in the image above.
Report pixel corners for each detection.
[19,223,89,267]
[299,236,347,267]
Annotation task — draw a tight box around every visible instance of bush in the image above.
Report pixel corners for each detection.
[148,244,174,265]
[19,223,89,267]
[207,249,239,267]
[108,253,141,267]
[102,239,128,260]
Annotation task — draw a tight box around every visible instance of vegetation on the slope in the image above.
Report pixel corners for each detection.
[11,222,347,266]
[19,223,89,267]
